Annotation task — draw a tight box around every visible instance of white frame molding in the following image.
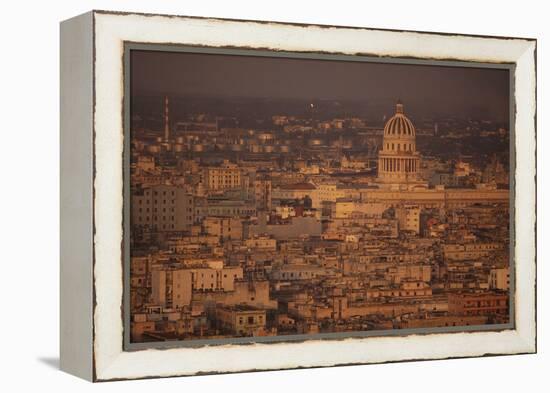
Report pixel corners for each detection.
[61,10,536,382]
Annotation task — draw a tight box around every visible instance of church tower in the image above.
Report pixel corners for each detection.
[377,101,422,187]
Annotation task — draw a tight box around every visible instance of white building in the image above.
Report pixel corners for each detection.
[489,267,510,290]
[203,160,242,190]
[331,200,386,219]
[151,265,244,309]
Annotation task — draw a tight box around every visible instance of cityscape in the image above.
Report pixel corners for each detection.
[129,51,511,343]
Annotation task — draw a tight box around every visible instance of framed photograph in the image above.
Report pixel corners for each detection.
[60,10,536,381]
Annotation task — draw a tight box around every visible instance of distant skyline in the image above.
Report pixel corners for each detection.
[131,50,511,122]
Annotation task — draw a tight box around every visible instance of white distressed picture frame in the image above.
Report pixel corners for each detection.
[60,10,536,382]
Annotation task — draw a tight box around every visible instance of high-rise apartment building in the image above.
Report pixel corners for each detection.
[132,184,194,231]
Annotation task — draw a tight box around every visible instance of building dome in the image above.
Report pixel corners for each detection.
[383,102,415,137]
[376,101,421,186]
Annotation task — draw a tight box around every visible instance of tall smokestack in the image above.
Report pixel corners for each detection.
[164,95,170,142]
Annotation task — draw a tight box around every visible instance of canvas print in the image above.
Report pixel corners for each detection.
[128,49,511,345]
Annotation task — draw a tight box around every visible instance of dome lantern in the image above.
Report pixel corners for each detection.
[396,100,404,114]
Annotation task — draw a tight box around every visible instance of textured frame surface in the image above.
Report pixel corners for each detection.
[89,11,536,381]
[60,11,94,381]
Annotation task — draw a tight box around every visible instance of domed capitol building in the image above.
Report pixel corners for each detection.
[361,101,509,209]
[376,101,425,189]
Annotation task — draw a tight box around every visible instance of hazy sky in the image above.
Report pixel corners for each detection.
[131,50,510,121]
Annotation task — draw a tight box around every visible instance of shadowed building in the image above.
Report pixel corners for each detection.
[216,305,267,336]
[132,185,194,232]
